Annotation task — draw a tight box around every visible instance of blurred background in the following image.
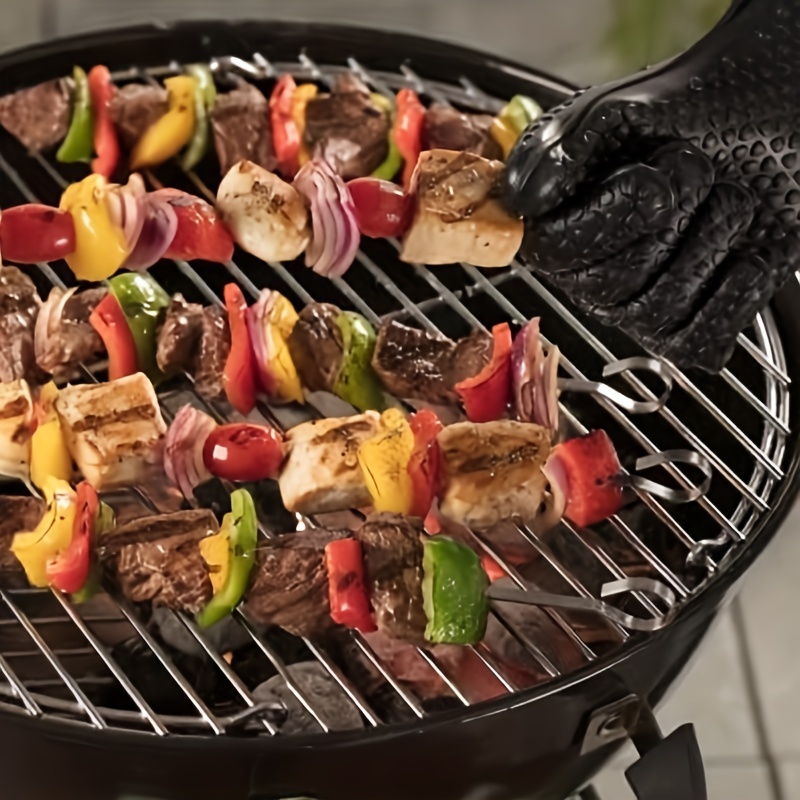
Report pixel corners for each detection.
[1,0,730,85]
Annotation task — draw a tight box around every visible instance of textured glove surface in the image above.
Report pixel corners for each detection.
[504,0,800,372]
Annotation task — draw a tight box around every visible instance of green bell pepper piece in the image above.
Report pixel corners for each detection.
[370,93,403,181]
[108,273,171,383]
[422,537,489,645]
[70,501,115,604]
[501,95,543,136]
[333,311,387,413]
[56,66,94,164]
[181,64,217,172]
[197,488,258,629]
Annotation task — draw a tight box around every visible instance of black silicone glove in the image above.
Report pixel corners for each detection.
[503,0,800,372]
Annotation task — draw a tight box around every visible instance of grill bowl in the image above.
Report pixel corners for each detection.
[0,19,799,800]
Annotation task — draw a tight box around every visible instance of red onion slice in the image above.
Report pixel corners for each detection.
[294,159,361,278]
[104,174,147,251]
[539,451,569,531]
[246,289,277,395]
[151,187,206,209]
[123,194,178,272]
[34,286,77,374]
[511,318,560,431]
[164,404,217,499]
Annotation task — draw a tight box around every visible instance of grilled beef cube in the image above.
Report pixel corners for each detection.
[109,84,169,149]
[55,373,167,491]
[423,104,502,160]
[0,495,45,589]
[0,267,41,384]
[355,514,427,643]
[445,329,493,387]
[244,529,350,637]
[0,79,72,152]
[400,150,523,268]
[36,287,107,379]
[437,421,552,530]
[371,320,494,404]
[211,85,277,175]
[286,303,344,393]
[156,295,204,374]
[304,75,390,180]
[194,305,230,401]
[99,509,217,614]
[279,413,381,515]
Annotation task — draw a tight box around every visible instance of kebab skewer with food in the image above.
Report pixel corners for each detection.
[0,64,540,183]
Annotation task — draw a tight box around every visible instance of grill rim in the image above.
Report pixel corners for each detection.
[0,18,797,754]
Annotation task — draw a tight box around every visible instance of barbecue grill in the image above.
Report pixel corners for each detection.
[0,19,799,800]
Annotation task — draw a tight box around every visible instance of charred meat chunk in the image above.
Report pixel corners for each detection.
[287,303,344,393]
[438,420,552,530]
[109,84,169,149]
[156,295,204,374]
[211,84,277,174]
[244,529,349,638]
[401,150,523,268]
[371,320,493,404]
[0,79,72,152]
[279,412,381,515]
[355,514,427,643]
[0,495,45,589]
[194,305,231,401]
[99,509,217,614]
[35,287,107,379]
[304,75,390,180]
[0,267,41,383]
[423,104,502,160]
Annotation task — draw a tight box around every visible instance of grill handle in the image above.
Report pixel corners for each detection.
[582,696,707,800]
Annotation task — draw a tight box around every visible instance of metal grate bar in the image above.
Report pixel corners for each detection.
[0,651,41,716]
[49,591,169,735]
[1,591,106,728]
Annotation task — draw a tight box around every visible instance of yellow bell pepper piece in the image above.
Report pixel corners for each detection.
[30,383,72,490]
[357,408,415,514]
[490,116,519,159]
[11,478,76,587]
[264,293,304,404]
[199,524,231,595]
[60,175,130,282]
[292,83,318,166]
[131,76,197,170]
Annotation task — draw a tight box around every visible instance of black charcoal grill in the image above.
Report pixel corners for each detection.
[1,20,799,800]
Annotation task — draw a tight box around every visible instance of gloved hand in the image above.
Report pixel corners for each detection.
[503,0,800,372]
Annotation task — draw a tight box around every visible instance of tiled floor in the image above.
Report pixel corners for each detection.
[592,498,800,800]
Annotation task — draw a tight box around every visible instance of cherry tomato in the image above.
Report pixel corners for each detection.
[203,423,285,482]
[347,178,412,239]
[554,430,623,528]
[1,205,76,263]
[155,190,235,263]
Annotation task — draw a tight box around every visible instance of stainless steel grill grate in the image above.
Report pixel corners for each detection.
[0,50,791,740]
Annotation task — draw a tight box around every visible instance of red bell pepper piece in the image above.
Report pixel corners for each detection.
[554,430,623,528]
[89,292,139,380]
[455,323,513,423]
[222,283,257,415]
[87,66,120,180]
[407,409,444,519]
[325,538,376,633]
[270,75,301,178]
[394,89,425,188]
[46,481,98,594]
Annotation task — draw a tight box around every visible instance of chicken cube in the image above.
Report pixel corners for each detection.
[400,149,524,268]
[279,412,381,515]
[55,373,167,491]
